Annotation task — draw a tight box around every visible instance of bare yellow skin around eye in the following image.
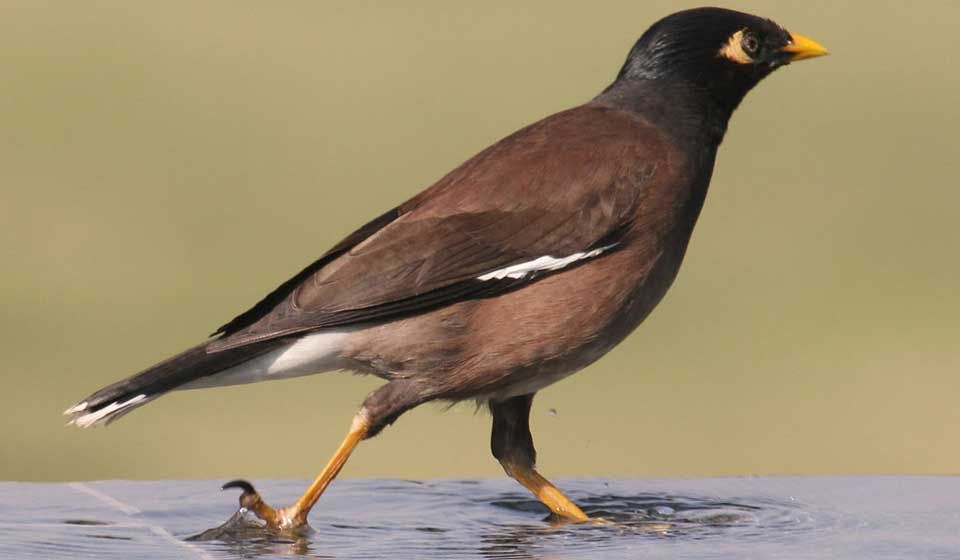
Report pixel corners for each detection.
[717,29,753,64]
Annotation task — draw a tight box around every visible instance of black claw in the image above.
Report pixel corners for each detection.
[222,479,268,512]
[222,479,257,494]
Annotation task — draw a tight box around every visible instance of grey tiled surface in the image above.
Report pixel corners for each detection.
[2,477,959,559]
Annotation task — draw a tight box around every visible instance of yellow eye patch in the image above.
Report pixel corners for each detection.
[718,30,753,64]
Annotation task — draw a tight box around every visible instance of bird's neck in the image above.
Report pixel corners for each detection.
[593,77,729,265]
[593,78,739,148]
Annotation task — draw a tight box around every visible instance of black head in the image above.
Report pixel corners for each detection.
[617,8,827,112]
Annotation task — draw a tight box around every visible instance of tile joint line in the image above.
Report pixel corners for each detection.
[68,482,214,560]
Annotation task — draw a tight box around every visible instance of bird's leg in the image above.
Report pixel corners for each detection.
[274,409,370,529]
[224,380,422,532]
[223,410,369,531]
[490,393,588,522]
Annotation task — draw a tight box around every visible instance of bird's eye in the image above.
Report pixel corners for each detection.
[741,33,760,56]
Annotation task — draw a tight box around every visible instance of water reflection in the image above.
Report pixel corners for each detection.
[187,510,322,557]
[13,478,947,559]
[185,488,812,559]
[473,492,803,559]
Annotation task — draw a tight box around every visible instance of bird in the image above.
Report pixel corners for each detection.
[65,7,827,531]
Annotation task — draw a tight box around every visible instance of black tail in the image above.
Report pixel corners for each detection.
[64,339,283,428]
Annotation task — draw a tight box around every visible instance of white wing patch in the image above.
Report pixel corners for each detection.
[476,244,617,281]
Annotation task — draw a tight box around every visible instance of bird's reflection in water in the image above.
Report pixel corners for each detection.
[477,492,770,559]
[478,497,671,559]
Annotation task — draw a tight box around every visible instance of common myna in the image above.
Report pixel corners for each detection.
[66,7,827,530]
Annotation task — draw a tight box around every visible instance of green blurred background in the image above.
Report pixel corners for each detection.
[2,1,957,482]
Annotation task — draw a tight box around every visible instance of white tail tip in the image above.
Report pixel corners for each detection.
[66,395,148,428]
[63,401,89,415]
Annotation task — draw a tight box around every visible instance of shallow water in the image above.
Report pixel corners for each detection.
[2,477,957,559]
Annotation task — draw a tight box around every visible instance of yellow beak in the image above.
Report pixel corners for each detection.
[781,32,829,61]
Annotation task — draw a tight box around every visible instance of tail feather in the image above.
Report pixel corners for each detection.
[67,394,153,428]
[65,340,283,428]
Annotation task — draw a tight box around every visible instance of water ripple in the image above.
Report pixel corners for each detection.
[1,478,956,559]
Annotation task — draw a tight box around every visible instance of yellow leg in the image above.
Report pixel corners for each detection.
[503,462,588,522]
[229,410,370,531]
[278,411,370,528]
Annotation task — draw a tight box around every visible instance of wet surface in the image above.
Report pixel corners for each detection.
[1,477,957,558]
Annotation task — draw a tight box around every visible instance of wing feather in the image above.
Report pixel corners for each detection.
[209,104,667,351]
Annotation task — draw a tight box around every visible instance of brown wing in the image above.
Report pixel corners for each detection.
[209,104,669,351]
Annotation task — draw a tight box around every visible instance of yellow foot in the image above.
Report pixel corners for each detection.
[545,512,613,528]
[222,479,310,534]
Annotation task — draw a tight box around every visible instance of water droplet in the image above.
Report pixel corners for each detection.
[548,408,558,416]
